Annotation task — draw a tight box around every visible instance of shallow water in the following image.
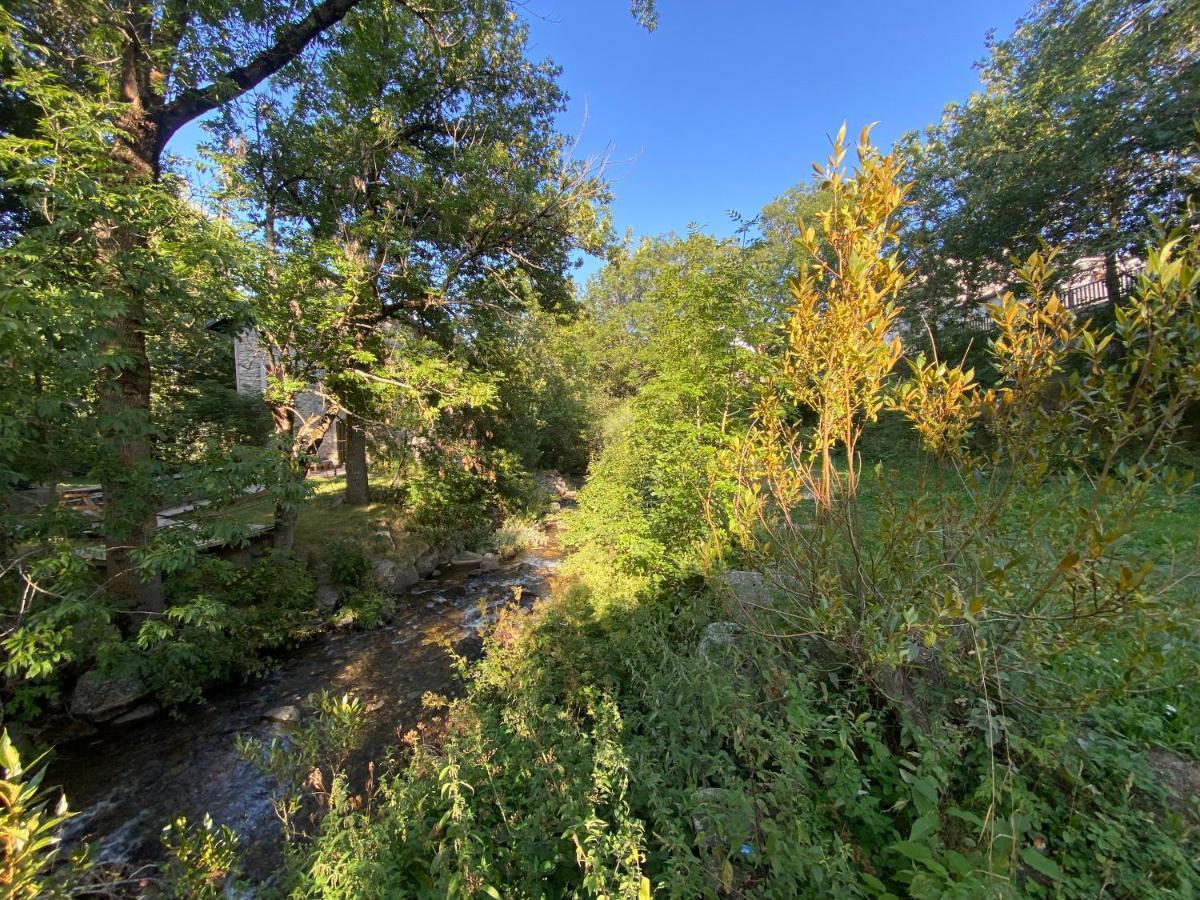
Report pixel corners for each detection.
[47,534,563,881]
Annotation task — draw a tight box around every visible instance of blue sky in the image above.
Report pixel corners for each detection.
[519,0,1031,276]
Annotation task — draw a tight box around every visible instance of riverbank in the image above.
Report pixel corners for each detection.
[45,511,567,887]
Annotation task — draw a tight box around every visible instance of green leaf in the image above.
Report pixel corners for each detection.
[890,840,948,878]
[910,776,939,816]
[1020,847,1065,882]
[909,811,940,842]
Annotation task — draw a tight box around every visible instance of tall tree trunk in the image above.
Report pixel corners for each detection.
[101,72,164,613]
[1103,194,1125,306]
[1103,250,1122,306]
[99,290,164,613]
[95,0,367,606]
[344,416,370,506]
[273,498,300,552]
[270,402,301,552]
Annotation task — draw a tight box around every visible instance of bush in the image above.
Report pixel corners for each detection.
[271,131,1200,898]
[404,453,505,544]
[0,730,71,898]
[327,540,371,589]
[161,815,243,899]
[338,588,394,630]
[489,514,546,558]
[128,552,317,705]
[723,131,1200,893]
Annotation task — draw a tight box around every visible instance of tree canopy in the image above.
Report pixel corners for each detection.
[899,0,1200,324]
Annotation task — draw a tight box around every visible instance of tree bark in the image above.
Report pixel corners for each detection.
[97,0,366,600]
[270,403,300,552]
[1103,250,1123,305]
[101,66,164,613]
[99,289,164,613]
[344,416,370,506]
[273,499,300,552]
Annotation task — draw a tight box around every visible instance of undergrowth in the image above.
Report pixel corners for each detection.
[273,575,1197,897]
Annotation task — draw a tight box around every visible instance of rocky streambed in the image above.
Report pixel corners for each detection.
[45,529,564,883]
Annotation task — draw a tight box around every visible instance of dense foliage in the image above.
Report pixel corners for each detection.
[1,0,1198,896]
[898,0,1200,336]
[234,131,1199,897]
[0,0,633,724]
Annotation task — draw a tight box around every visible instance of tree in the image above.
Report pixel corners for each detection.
[899,0,1200,329]
[567,231,771,583]
[2,0,653,604]
[212,0,611,526]
[3,0,379,609]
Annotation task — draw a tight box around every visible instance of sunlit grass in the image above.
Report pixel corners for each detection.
[186,475,415,561]
[490,514,548,558]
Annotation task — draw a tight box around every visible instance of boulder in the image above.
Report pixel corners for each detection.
[112,703,159,726]
[717,570,775,610]
[315,583,340,610]
[449,551,484,569]
[534,470,573,499]
[70,670,150,723]
[1148,749,1200,820]
[373,558,420,595]
[479,553,501,572]
[415,549,442,577]
[263,705,300,725]
[698,622,740,660]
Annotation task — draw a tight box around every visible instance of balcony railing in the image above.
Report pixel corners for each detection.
[1059,268,1140,310]
[936,266,1144,340]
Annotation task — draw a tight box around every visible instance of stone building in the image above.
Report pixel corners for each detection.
[232,329,342,469]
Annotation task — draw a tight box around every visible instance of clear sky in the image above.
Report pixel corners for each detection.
[518,0,1031,277]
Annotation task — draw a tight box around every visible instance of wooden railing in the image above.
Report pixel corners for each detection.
[1059,268,1140,311]
[934,266,1144,341]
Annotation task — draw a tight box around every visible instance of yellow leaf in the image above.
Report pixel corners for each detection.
[1055,550,1080,574]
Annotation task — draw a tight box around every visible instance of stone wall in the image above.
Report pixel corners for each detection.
[233,329,340,466]
[233,328,268,395]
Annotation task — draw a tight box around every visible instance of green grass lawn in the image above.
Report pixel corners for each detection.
[185,475,416,563]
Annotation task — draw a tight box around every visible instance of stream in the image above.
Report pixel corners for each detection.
[46,527,564,883]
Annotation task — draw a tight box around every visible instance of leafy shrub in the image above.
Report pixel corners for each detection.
[338,588,394,630]
[161,814,243,899]
[235,691,366,845]
[405,453,505,544]
[724,129,1200,892]
[327,540,371,589]
[564,232,767,591]
[0,730,70,898]
[1,537,121,720]
[489,514,547,558]
[129,552,317,705]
